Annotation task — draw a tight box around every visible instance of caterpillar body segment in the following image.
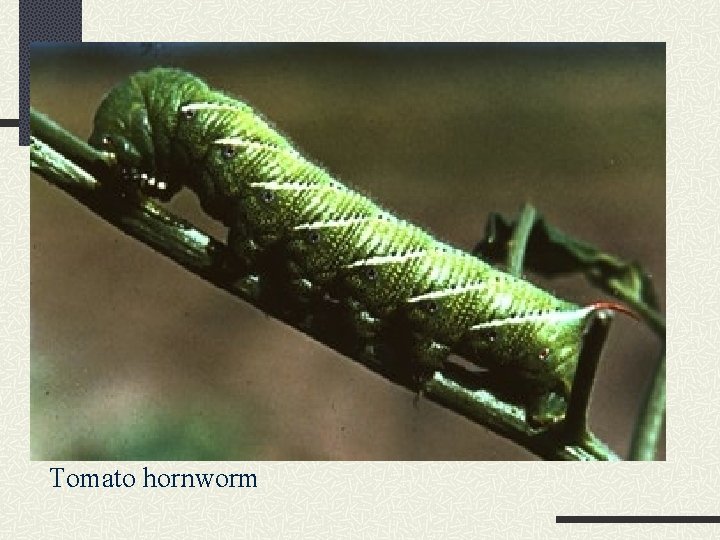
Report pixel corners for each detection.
[91,67,615,425]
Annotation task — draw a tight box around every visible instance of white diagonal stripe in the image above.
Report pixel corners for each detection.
[214,137,291,154]
[406,282,488,303]
[469,306,594,330]
[249,181,329,191]
[293,217,371,230]
[182,103,248,113]
[345,251,427,268]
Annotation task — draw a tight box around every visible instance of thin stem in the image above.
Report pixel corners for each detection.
[30,107,618,461]
[629,350,666,460]
[506,203,537,277]
[30,108,115,174]
[502,203,610,450]
[616,287,665,461]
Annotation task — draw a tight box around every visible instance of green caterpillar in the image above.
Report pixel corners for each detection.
[89,67,629,426]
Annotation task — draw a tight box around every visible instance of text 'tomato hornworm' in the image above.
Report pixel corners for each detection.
[89,67,630,426]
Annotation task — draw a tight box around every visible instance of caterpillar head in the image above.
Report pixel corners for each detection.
[89,72,171,199]
[89,68,210,201]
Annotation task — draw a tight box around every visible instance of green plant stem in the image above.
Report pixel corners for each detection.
[611,276,665,461]
[506,203,537,278]
[30,106,619,461]
[30,109,115,174]
[629,350,666,460]
[503,203,609,449]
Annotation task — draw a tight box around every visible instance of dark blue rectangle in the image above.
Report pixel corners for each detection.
[20,0,82,146]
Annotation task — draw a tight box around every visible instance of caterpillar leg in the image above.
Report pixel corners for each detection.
[226,225,264,273]
[524,371,574,428]
[337,298,385,364]
[227,226,314,324]
[413,339,451,372]
[526,389,568,428]
[132,172,178,201]
[340,299,381,340]
[407,336,451,407]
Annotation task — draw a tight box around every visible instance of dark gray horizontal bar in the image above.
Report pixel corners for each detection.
[558,516,720,523]
[0,119,19,127]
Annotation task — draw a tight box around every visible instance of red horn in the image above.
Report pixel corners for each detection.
[588,301,639,321]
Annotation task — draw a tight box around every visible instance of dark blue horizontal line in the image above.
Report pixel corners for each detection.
[0,119,19,127]
[558,516,720,524]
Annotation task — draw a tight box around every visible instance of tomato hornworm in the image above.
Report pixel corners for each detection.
[89,67,632,426]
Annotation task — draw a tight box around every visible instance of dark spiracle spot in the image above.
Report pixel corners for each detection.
[308,231,320,244]
[538,347,550,360]
[101,135,113,147]
[261,190,275,202]
[426,301,438,314]
[487,330,498,343]
[366,267,378,280]
[181,107,195,120]
[222,145,236,159]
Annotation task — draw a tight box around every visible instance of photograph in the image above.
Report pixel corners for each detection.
[30,42,665,461]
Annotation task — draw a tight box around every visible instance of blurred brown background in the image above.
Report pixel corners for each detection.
[30,43,665,460]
